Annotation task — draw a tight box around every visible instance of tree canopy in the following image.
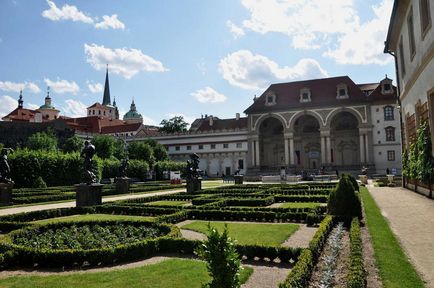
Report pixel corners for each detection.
[159,116,188,133]
[27,129,58,151]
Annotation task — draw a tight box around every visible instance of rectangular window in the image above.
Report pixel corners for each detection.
[210,144,216,149]
[238,159,244,169]
[186,145,191,150]
[236,142,242,148]
[399,38,406,76]
[384,106,394,120]
[420,0,431,37]
[198,145,203,150]
[223,143,229,148]
[387,150,396,161]
[408,8,416,58]
[386,127,396,141]
[175,146,180,151]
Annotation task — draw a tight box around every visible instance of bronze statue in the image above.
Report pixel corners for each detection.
[118,157,129,178]
[185,153,200,180]
[80,140,97,184]
[0,148,14,184]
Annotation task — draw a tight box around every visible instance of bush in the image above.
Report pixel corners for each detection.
[62,136,84,153]
[128,141,154,164]
[32,176,47,188]
[127,160,149,179]
[92,135,116,159]
[154,161,187,180]
[26,129,58,151]
[196,224,242,288]
[347,218,366,288]
[327,176,362,218]
[102,158,120,179]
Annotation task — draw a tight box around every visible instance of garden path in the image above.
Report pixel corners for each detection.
[368,186,434,287]
[0,189,185,216]
[241,263,291,288]
[281,224,317,248]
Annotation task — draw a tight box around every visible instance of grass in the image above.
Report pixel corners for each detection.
[31,214,154,224]
[277,202,321,209]
[360,187,426,288]
[145,200,189,206]
[201,180,229,188]
[0,258,253,288]
[182,221,299,246]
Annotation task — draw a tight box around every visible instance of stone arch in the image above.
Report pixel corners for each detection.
[289,110,324,130]
[325,107,363,128]
[253,113,287,133]
[329,111,360,166]
[292,114,321,169]
[258,117,285,168]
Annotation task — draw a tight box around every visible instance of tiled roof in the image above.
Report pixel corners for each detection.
[244,76,368,114]
[101,123,143,134]
[87,102,111,109]
[192,117,248,131]
[1,108,37,121]
[366,84,397,103]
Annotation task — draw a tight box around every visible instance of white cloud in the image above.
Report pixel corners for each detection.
[95,14,125,30]
[237,0,393,65]
[27,103,40,110]
[0,95,17,118]
[44,78,80,94]
[141,115,157,126]
[0,81,41,93]
[42,0,93,24]
[87,81,103,93]
[226,20,245,39]
[191,87,227,103]
[84,43,168,79]
[61,99,87,117]
[219,50,328,90]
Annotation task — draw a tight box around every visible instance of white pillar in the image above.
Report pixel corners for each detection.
[255,140,260,167]
[321,136,326,164]
[326,136,331,163]
[284,138,289,165]
[359,134,365,163]
[364,133,369,163]
[289,137,295,165]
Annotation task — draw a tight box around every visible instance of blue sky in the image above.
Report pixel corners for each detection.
[0,0,395,125]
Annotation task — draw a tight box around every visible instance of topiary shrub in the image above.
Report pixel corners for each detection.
[327,175,362,218]
[32,176,47,188]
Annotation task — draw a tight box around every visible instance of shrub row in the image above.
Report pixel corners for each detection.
[274,195,329,203]
[279,216,335,287]
[347,218,366,288]
[226,196,275,207]
[188,209,310,223]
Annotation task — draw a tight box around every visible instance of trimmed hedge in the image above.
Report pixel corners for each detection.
[347,218,366,288]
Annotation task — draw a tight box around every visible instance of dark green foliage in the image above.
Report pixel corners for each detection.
[402,149,409,178]
[27,129,58,151]
[416,121,434,197]
[127,141,154,164]
[159,116,188,133]
[196,224,242,288]
[92,135,116,159]
[343,173,359,192]
[327,176,362,218]
[408,142,418,181]
[127,160,149,179]
[113,138,128,160]
[154,160,187,179]
[32,176,47,188]
[347,218,366,288]
[102,158,120,179]
[153,143,169,161]
[62,135,84,153]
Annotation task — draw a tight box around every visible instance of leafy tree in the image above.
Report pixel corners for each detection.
[127,141,154,164]
[92,135,115,159]
[196,224,242,288]
[153,143,169,161]
[27,129,58,151]
[62,135,84,153]
[159,116,188,133]
[113,139,128,160]
[416,122,434,198]
[408,142,418,191]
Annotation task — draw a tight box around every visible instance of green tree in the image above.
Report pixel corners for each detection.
[113,139,128,160]
[27,129,58,151]
[196,225,242,288]
[416,122,434,198]
[408,141,418,192]
[159,116,188,133]
[62,135,84,153]
[127,141,154,164]
[153,143,169,161]
[92,135,115,159]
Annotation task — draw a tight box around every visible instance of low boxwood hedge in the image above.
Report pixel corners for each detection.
[347,218,366,288]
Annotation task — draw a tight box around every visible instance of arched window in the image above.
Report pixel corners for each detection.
[385,126,395,141]
[384,106,394,120]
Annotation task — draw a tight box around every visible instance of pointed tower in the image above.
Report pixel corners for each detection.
[18,90,23,109]
[102,65,111,106]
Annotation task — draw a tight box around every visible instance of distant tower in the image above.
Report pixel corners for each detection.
[123,98,143,124]
[37,87,60,120]
[102,65,111,106]
[18,90,23,109]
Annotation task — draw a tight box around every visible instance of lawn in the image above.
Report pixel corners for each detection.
[360,187,426,288]
[0,258,253,288]
[145,200,190,206]
[201,180,229,188]
[182,221,299,246]
[32,214,154,224]
[277,202,321,209]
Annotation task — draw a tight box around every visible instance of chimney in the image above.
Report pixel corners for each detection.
[235,113,240,120]
[209,116,213,126]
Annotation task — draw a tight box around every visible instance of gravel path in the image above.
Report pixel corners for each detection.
[282,224,317,248]
[241,263,291,288]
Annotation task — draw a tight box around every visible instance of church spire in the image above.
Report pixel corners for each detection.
[18,90,23,109]
[102,64,111,106]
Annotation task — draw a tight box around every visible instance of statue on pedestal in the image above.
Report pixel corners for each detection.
[186,153,200,180]
[117,139,129,178]
[0,148,14,184]
[80,140,97,184]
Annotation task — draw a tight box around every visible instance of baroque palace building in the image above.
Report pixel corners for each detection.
[384,0,434,193]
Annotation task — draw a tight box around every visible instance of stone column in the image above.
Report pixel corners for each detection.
[359,134,365,163]
[289,137,295,165]
[255,140,260,167]
[364,133,370,163]
[326,136,331,163]
[284,137,289,166]
[320,136,326,164]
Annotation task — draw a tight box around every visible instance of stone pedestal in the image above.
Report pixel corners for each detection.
[75,183,103,207]
[0,183,13,205]
[358,175,368,185]
[115,177,130,194]
[387,175,395,185]
[187,178,202,193]
[234,175,244,185]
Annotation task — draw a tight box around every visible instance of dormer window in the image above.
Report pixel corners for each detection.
[381,78,393,94]
[265,91,276,106]
[299,88,311,103]
[336,83,349,99]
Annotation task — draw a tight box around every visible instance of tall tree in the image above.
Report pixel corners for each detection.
[92,135,115,159]
[159,116,188,133]
[127,141,155,164]
[27,129,58,151]
[153,143,169,161]
[416,121,434,198]
[62,135,84,153]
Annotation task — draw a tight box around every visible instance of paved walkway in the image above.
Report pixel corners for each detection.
[368,186,434,287]
[0,189,185,216]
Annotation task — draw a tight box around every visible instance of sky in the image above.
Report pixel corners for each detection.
[0,0,396,125]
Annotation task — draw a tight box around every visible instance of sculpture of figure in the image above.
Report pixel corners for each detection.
[361,166,368,175]
[119,157,129,178]
[185,153,200,180]
[0,148,14,184]
[80,140,97,184]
